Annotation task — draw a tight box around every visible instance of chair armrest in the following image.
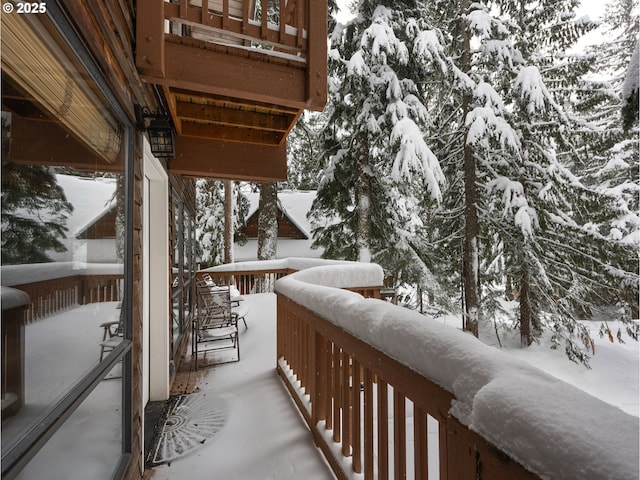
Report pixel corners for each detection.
[100,320,121,339]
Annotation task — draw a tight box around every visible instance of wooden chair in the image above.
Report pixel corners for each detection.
[193,282,240,369]
[201,274,248,329]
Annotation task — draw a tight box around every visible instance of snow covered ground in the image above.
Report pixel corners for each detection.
[431,307,639,418]
[148,293,334,480]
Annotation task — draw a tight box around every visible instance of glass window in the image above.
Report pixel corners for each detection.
[13,364,123,480]
[172,194,183,352]
[1,8,131,478]
[170,196,196,360]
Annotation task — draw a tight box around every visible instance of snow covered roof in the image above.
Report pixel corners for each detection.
[56,174,117,238]
[236,190,321,261]
[244,189,316,238]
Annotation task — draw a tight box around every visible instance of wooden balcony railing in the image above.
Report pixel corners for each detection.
[137,0,327,110]
[199,258,384,297]
[1,264,123,323]
[1,289,29,419]
[197,268,293,294]
[274,263,638,480]
[165,0,309,60]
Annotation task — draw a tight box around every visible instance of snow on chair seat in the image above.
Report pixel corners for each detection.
[232,303,249,330]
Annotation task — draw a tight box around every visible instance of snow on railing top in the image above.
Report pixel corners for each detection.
[202,257,383,286]
[1,286,30,310]
[1,262,124,287]
[275,262,639,480]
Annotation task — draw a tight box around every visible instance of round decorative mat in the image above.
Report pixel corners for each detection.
[147,393,229,466]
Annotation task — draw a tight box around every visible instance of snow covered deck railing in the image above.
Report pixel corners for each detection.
[1,262,123,322]
[200,258,382,297]
[275,263,639,480]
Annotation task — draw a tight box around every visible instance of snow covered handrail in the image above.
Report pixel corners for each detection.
[275,263,639,480]
[200,258,383,296]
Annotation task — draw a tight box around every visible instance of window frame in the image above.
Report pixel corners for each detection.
[0,2,134,478]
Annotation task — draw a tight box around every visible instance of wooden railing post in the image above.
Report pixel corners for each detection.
[1,293,29,419]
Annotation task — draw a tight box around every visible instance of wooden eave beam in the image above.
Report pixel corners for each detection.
[135,0,165,78]
[175,101,294,132]
[170,136,287,182]
[179,121,285,145]
[306,0,328,110]
[169,87,301,115]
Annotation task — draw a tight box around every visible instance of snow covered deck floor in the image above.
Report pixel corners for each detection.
[147,293,335,480]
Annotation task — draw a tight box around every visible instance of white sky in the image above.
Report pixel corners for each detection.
[336,0,610,25]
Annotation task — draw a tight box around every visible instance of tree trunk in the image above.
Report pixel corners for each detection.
[519,270,532,347]
[257,182,278,261]
[356,149,372,263]
[461,0,479,337]
[224,180,234,264]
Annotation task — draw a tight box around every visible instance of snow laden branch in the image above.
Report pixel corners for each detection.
[486,177,538,239]
[514,66,569,124]
[390,118,444,202]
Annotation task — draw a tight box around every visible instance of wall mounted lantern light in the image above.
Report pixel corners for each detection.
[135,104,176,158]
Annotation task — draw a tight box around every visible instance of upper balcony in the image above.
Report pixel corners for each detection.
[136,0,328,182]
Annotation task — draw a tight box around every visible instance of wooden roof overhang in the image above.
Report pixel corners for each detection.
[135,0,328,183]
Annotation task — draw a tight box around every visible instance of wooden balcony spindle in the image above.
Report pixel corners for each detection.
[341,352,351,458]
[279,0,286,41]
[324,340,333,430]
[201,0,209,24]
[394,389,407,479]
[378,379,389,480]
[313,334,328,424]
[439,419,448,480]
[260,0,268,38]
[222,0,229,29]
[306,324,313,410]
[352,358,362,473]
[333,346,342,443]
[242,0,251,34]
[414,406,428,479]
[364,369,374,480]
[296,0,303,48]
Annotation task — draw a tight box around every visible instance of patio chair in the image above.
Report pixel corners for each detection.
[200,275,248,329]
[193,282,240,369]
[202,273,245,306]
[100,304,123,361]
